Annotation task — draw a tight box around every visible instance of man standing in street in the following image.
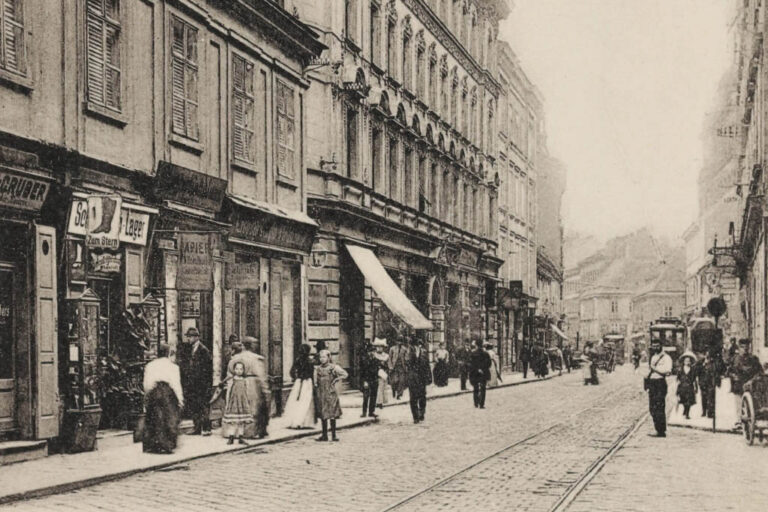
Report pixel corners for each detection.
[646,339,673,437]
[388,335,410,400]
[455,340,472,390]
[562,343,572,373]
[405,337,432,423]
[520,338,532,379]
[180,327,213,436]
[469,340,492,409]
[728,338,762,429]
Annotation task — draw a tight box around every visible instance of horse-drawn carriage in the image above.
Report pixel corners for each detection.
[741,372,768,445]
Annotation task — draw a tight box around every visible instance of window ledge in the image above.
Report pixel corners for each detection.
[344,38,362,55]
[370,62,384,76]
[84,101,128,128]
[231,159,258,174]
[277,175,298,189]
[169,132,204,154]
[0,68,34,93]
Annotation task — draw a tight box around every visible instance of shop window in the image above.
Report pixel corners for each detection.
[0,0,27,79]
[86,0,121,111]
[276,80,296,179]
[232,53,255,164]
[309,284,328,322]
[170,15,199,140]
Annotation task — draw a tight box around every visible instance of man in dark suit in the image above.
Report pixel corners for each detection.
[405,337,432,423]
[469,339,492,408]
[180,327,213,435]
[455,341,472,390]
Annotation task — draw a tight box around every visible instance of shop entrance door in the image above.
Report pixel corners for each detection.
[0,264,15,433]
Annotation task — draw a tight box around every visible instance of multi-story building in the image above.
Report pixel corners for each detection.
[495,40,542,368]
[295,0,509,380]
[632,266,686,330]
[0,0,323,450]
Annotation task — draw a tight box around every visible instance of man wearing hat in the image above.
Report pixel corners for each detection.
[728,338,762,428]
[646,339,673,437]
[360,338,387,418]
[180,327,213,435]
[405,337,432,423]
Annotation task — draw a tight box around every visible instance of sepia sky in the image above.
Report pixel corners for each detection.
[502,0,733,242]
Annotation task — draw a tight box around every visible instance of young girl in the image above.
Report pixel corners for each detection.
[283,344,316,429]
[221,361,253,445]
[313,350,348,442]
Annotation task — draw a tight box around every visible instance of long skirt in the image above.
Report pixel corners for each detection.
[488,361,499,388]
[222,380,254,438]
[433,360,449,387]
[143,382,181,454]
[283,378,316,428]
[376,376,389,406]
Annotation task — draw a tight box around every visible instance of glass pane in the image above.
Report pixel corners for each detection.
[106,25,119,66]
[186,26,198,63]
[106,0,119,21]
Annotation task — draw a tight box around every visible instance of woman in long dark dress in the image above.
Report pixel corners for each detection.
[142,344,184,454]
[433,342,450,387]
[676,353,698,419]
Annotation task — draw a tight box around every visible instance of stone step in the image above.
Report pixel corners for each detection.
[0,440,48,466]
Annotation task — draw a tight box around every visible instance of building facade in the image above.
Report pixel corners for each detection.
[0,0,323,446]
[295,0,509,381]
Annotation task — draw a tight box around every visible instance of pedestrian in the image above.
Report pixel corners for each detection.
[227,337,270,439]
[142,344,183,454]
[388,335,410,400]
[314,350,348,442]
[372,338,390,408]
[405,337,432,423]
[179,327,213,436]
[433,341,450,387]
[646,339,673,437]
[727,338,762,429]
[631,345,642,371]
[222,334,237,381]
[584,341,598,385]
[221,361,252,445]
[485,342,502,387]
[284,343,316,429]
[359,339,383,418]
[562,343,572,373]
[469,340,491,409]
[520,338,532,379]
[676,352,697,419]
[455,340,472,390]
[695,353,719,418]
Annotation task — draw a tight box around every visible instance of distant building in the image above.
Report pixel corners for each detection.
[632,266,686,331]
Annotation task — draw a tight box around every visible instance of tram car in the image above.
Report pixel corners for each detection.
[649,317,686,366]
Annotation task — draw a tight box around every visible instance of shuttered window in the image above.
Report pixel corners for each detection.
[86,0,121,110]
[276,80,295,179]
[232,53,255,163]
[170,16,199,140]
[0,0,27,76]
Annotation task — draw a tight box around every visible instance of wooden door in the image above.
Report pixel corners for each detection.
[0,265,15,432]
[34,224,58,438]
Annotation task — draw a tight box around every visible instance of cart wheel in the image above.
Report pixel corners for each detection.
[741,393,756,445]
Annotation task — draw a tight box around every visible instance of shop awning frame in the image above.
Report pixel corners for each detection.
[345,243,433,330]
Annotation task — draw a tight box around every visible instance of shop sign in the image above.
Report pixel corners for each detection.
[230,215,316,254]
[154,161,227,213]
[177,233,214,290]
[90,251,122,274]
[85,195,122,249]
[0,170,49,212]
[226,260,260,290]
[179,291,201,318]
[68,198,150,246]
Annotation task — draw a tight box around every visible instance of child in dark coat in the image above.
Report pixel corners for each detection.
[676,354,698,419]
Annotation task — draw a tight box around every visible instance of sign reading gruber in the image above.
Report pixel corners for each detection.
[0,170,49,211]
[177,233,214,290]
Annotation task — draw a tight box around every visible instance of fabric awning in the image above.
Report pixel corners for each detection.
[345,244,433,330]
[550,323,568,341]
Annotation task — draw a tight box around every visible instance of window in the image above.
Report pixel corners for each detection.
[387,19,396,77]
[440,70,448,116]
[463,183,469,230]
[402,32,411,89]
[370,2,381,66]
[389,137,398,200]
[430,163,439,217]
[403,145,413,206]
[664,305,673,317]
[443,170,451,222]
[452,175,459,226]
[232,53,255,163]
[429,57,437,107]
[417,153,427,212]
[471,188,478,233]
[450,82,457,126]
[346,106,358,178]
[371,125,382,191]
[462,94,468,135]
[345,0,358,43]
[171,16,199,140]
[86,0,121,110]
[416,45,425,98]
[0,0,27,77]
[276,80,296,179]
[611,300,618,314]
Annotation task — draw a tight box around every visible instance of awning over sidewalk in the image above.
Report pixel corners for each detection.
[550,323,568,341]
[345,244,433,330]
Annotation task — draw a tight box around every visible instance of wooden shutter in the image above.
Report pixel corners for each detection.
[269,264,282,378]
[86,0,105,105]
[33,224,58,439]
[170,17,186,135]
[3,0,26,75]
[124,247,144,306]
[184,25,199,140]
[105,23,120,109]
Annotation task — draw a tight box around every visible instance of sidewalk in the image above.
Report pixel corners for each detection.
[668,377,741,434]
[339,369,560,410]
[0,414,376,505]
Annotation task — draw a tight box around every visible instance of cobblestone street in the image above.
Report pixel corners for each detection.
[4,368,652,512]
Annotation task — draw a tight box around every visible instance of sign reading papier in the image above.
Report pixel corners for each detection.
[177,233,214,290]
[68,197,150,246]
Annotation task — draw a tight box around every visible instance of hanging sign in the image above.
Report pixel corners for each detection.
[68,198,150,246]
[177,233,214,290]
[225,259,260,290]
[179,291,201,318]
[85,195,122,249]
[89,251,122,274]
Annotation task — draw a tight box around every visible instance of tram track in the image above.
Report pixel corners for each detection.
[379,385,643,512]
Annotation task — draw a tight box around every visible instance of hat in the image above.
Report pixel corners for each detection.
[185,327,200,337]
[680,351,696,363]
[484,342,494,349]
[373,337,388,347]
[738,338,751,346]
